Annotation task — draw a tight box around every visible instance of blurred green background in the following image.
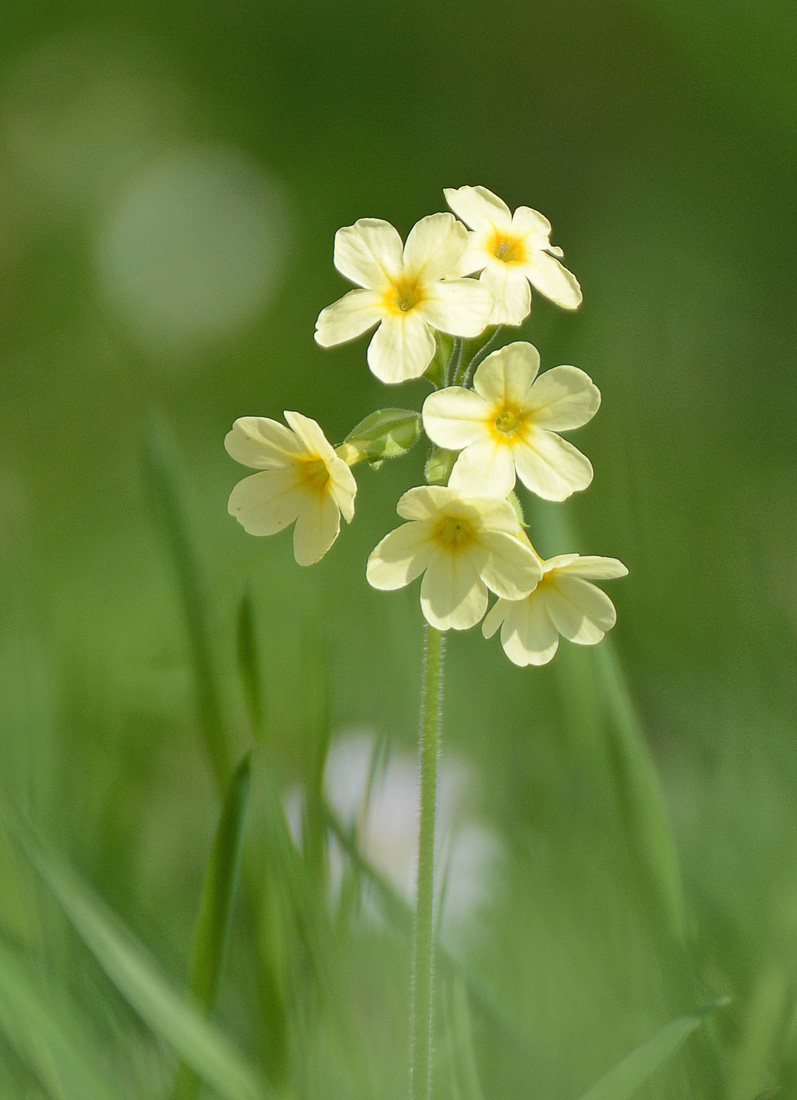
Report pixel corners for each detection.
[1,1,796,1098]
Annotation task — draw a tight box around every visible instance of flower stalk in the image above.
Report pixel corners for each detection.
[410,622,446,1100]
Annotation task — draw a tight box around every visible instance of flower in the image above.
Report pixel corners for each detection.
[366,485,542,631]
[422,341,599,500]
[444,185,582,325]
[314,214,494,384]
[225,411,357,566]
[482,553,628,666]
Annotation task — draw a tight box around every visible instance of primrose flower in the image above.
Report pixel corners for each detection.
[422,341,599,500]
[483,553,628,666]
[366,485,542,631]
[314,214,494,384]
[444,185,582,325]
[225,412,357,566]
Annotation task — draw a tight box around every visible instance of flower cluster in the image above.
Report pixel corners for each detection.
[225,185,626,666]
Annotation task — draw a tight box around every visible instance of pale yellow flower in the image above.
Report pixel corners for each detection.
[444,185,582,325]
[314,214,494,384]
[366,485,542,631]
[422,341,599,500]
[483,553,628,666]
[225,412,356,566]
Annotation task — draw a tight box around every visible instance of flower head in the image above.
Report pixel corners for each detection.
[483,553,628,666]
[225,412,357,566]
[422,341,599,500]
[444,185,582,325]
[366,485,542,631]
[314,214,494,384]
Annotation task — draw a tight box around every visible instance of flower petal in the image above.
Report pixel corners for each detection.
[453,238,491,277]
[227,470,303,535]
[481,599,505,639]
[557,555,628,580]
[403,213,468,282]
[468,495,525,535]
[314,288,382,347]
[542,553,581,573]
[523,250,582,310]
[225,417,303,469]
[473,341,540,406]
[478,530,542,599]
[367,314,436,384]
[527,366,601,430]
[420,551,488,631]
[327,464,358,523]
[333,219,404,289]
[419,279,494,337]
[506,595,560,665]
[511,205,552,237]
[422,387,490,450]
[484,596,560,666]
[395,485,448,521]
[448,438,516,497]
[513,430,594,501]
[444,185,512,234]
[366,521,436,590]
[545,576,617,643]
[292,490,341,566]
[283,411,334,459]
[479,263,531,326]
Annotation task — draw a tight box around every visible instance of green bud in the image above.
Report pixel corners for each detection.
[424,446,457,486]
[340,409,422,468]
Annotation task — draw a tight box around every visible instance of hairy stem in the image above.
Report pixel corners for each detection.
[409,623,446,1100]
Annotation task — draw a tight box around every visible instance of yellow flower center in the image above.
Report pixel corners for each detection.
[490,233,524,265]
[385,278,422,315]
[434,515,476,550]
[395,289,419,312]
[299,457,330,495]
[491,405,526,440]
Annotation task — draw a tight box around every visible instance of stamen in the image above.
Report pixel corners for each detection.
[493,408,524,436]
[394,289,419,312]
[492,236,522,264]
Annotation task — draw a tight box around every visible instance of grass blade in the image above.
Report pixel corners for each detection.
[144,414,230,793]
[0,941,122,1100]
[442,978,487,1100]
[576,1001,727,1100]
[19,829,271,1100]
[532,500,687,947]
[237,592,264,736]
[595,641,687,945]
[173,751,253,1100]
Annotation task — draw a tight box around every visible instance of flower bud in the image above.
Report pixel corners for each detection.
[339,409,422,468]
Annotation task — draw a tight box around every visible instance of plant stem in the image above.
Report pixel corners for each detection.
[462,324,503,386]
[446,338,464,388]
[409,623,446,1100]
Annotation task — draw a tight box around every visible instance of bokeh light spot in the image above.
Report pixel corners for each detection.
[94,145,290,352]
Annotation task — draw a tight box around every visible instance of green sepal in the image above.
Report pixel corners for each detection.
[424,333,453,389]
[425,446,458,486]
[343,408,422,465]
[509,490,528,526]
